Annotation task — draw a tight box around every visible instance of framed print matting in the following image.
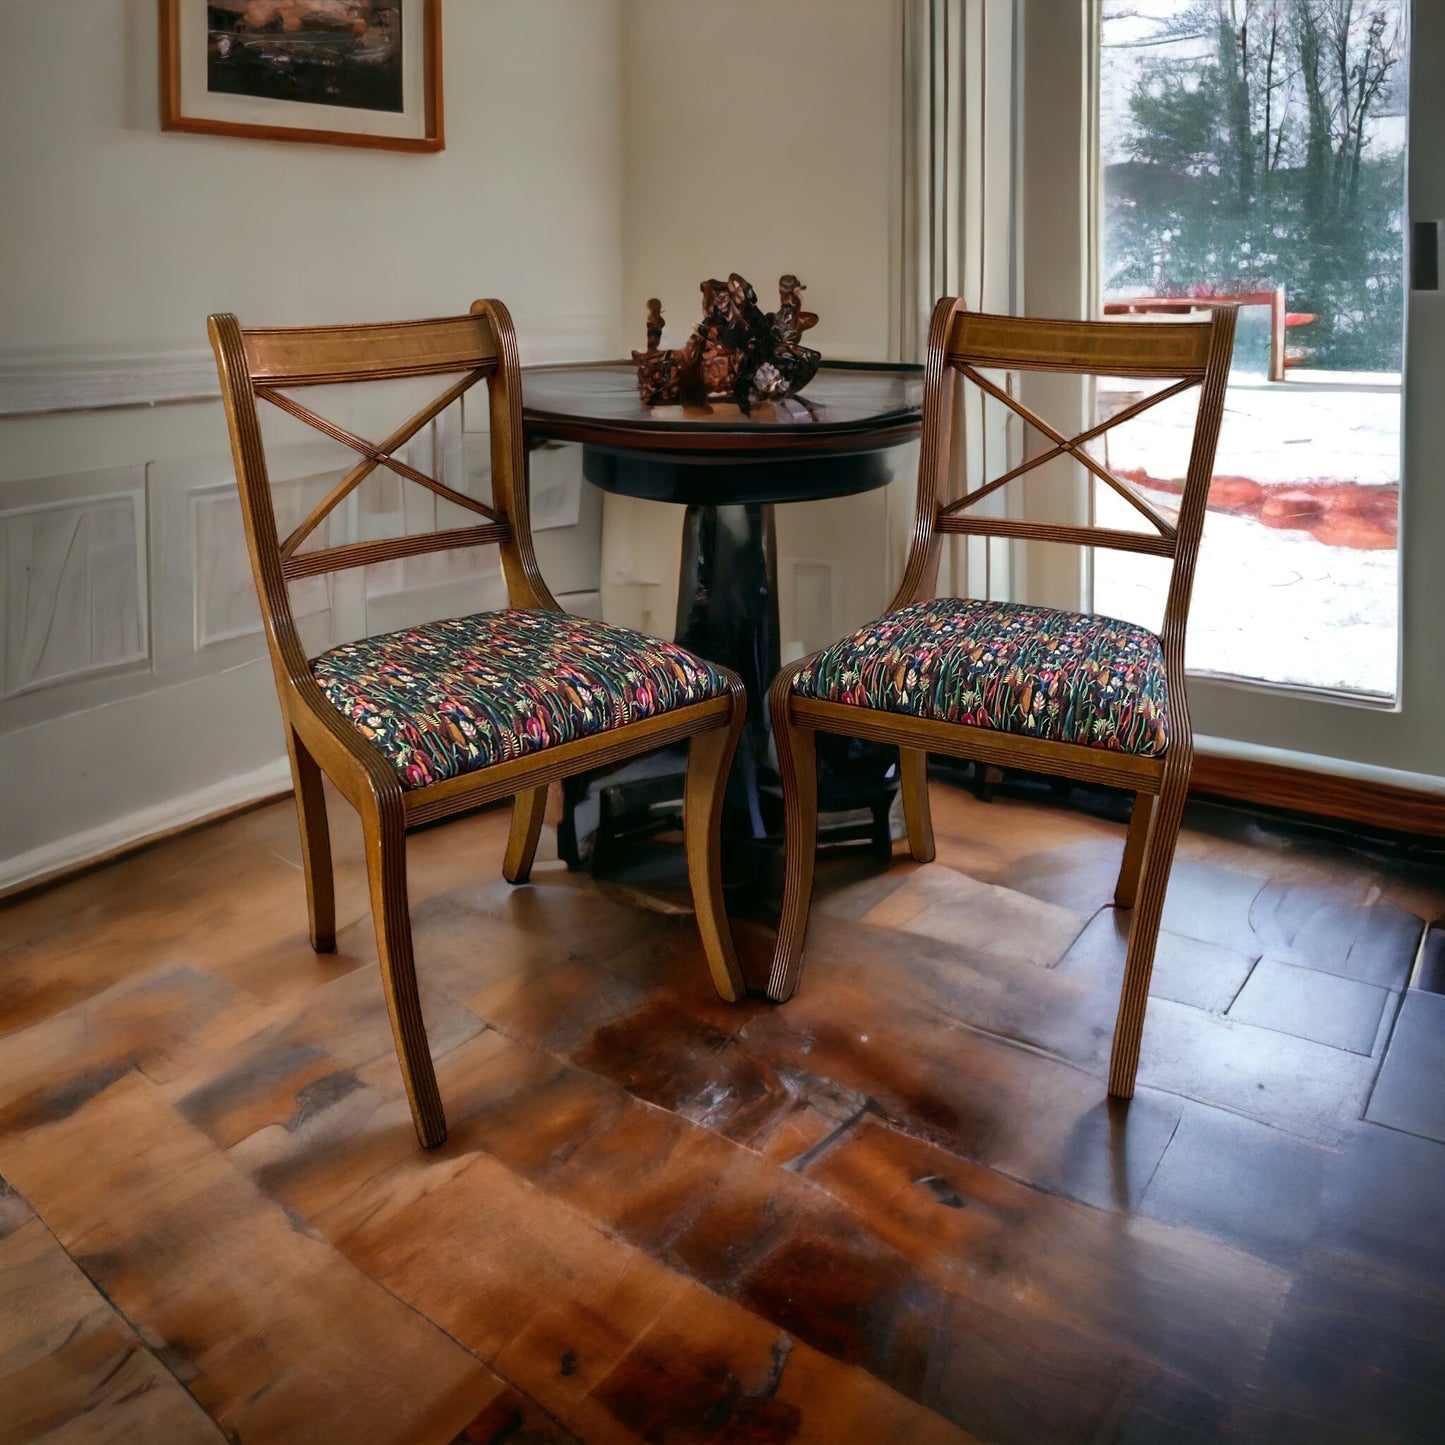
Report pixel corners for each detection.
[159,1,443,152]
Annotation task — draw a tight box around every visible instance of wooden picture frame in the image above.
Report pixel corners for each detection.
[159,0,443,153]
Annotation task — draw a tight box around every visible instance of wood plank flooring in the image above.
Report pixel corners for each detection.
[2,780,1443,1443]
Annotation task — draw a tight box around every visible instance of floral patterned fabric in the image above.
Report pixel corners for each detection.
[794,598,1170,755]
[311,609,730,789]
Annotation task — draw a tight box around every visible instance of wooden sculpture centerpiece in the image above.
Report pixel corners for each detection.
[633,273,821,408]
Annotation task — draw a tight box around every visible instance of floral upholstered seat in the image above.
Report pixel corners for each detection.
[311,609,731,789]
[793,597,1170,756]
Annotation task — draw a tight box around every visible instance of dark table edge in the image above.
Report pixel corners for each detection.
[521,359,925,455]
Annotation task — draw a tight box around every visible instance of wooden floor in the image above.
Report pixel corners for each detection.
[2,779,1444,1444]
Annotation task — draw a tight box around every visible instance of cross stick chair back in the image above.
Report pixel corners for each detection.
[769,297,1236,1099]
[209,301,746,1147]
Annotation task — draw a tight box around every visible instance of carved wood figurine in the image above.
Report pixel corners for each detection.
[634,273,822,408]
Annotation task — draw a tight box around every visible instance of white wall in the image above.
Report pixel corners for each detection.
[607,0,906,649]
[1,0,623,353]
[0,0,624,888]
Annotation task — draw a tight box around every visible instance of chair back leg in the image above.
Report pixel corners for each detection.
[684,705,747,1003]
[287,730,336,953]
[361,798,447,1147]
[503,786,549,885]
[1108,767,1188,1098]
[1114,789,1157,910]
[768,673,819,1002]
[898,747,936,863]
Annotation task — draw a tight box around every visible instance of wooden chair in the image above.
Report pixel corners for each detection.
[209,301,746,1147]
[768,298,1236,1098]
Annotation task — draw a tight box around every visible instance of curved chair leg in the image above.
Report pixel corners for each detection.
[684,709,746,1003]
[1107,765,1188,1099]
[1114,788,1157,910]
[503,785,548,884]
[287,730,335,953]
[899,747,936,863]
[361,796,446,1147]
[767,681,819,1003]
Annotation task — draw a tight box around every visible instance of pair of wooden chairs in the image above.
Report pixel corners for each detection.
[210,296,1233,1148]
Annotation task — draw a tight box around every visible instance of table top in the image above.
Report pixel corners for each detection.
[521,360,924,457]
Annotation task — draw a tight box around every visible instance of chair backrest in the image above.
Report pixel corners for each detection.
[208,300,557,688]
[895,297,1236,659]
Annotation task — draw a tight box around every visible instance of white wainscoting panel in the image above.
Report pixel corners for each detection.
[192,481,335,650]
[1,468,148,701]
[1,314,611,886]
[780,557,843,664]
[526,440,585,533]
[148,442,345,680]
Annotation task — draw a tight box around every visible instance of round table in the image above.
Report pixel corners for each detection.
[521,360,924,890]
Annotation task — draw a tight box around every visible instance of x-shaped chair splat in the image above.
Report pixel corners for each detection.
[259,371,501,562]
[939,363,1198,541]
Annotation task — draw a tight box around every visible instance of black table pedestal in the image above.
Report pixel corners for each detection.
[558,477,898,895]
[525,360,926,904]
[675,501,780,841]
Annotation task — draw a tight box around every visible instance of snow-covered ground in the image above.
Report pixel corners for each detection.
[1092,373,1401,698]
[1093,0,1405,699]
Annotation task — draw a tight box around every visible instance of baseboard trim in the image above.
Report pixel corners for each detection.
[1190,747,1445,838]
[6,737,1442,905]
[0,759,293,902]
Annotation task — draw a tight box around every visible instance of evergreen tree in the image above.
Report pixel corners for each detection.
[1104,0,1406,371]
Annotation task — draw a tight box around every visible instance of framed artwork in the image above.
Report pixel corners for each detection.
[159,1,443,153]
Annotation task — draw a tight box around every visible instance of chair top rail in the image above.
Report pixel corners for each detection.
[238,313,501,386]
[945,312,1213,379]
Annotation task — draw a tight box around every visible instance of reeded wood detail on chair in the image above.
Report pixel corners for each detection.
[931,311,1226,564]
[934,514,1176,557]
[684,677,749,1003]
[769,298,1237,1100]
[942,311,1213,376]
[271,369,500,562]
[208,300,747,1148]
[400,695,737,827]
[768,661,819,1004]
[789,696,1166,790]
[281,526,512,581]
[241,315,501,385]
[361,786,447,1150]
[936,339,1201,550]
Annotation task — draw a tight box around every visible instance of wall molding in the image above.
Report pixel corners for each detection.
[0,350,219,417]
[1191,737,1445,838]
[0,314,618,418]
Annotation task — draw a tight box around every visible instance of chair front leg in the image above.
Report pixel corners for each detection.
[361,794,446,1147]
[1107,764,1188,1099]
[1114,789,1157,910]
[684,705,746,1003]
[287,729,335,953]
[767,679,819,1003]
[503,785,549,884]
[898,746,936,863]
